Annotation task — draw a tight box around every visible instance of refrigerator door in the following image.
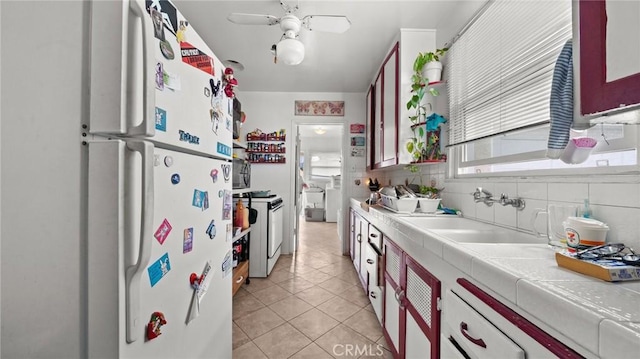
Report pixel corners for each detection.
[89,0,233,160]
[88,139,232,358]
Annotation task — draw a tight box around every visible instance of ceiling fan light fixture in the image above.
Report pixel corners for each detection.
[276,38,305,66]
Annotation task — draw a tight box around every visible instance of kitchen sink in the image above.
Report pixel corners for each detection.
[397,216,542,244]
[398,216,496,230]
[428,229,542,244]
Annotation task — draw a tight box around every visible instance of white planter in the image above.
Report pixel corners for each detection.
[422,61,443,83]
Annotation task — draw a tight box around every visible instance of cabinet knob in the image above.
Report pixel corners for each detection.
[370,291,377,299]
[370,233,378,238]
[235,276,244,284]
[367,259,374,264]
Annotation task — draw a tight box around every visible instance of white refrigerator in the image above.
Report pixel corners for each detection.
[2,0,233,358]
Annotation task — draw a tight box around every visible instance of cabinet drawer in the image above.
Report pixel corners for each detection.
[232,261,249,296]
[444,290,525,359]
[368,225,382,248]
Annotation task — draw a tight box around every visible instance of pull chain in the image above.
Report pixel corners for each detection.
[600,123,610,145]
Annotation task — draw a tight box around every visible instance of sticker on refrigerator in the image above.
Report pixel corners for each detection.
[148,253,171,287]
[155,62,164,90]
[183,227,194,253]
[147,0,178,36]
[217,142,231,157]
[210,169,218,183]
[226,223,232,242]
[221,250,232,278]
[163,70,181,91]
[179,130,200,145]
[204,86,211,98]
[210,110,220,135]
[180,42,215,76]
[151,9,166,41]
[155,107,167,132]
[176,20,189,43]
[154,218,172,245]
[206,219,216,239]
[192,189,208,211]
[222,190,232,220]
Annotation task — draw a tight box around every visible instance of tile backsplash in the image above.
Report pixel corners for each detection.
[374,163,640,250]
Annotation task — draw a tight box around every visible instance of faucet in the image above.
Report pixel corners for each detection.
[472,187,525,210]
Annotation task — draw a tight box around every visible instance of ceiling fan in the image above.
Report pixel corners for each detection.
[227,0,351,65]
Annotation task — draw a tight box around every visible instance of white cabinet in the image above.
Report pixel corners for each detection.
[383,238,441,359]
[349,210,367,289]
[448,278,584,359]
[367,30,437,169]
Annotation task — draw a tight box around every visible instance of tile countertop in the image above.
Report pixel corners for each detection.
[350,199,640,359]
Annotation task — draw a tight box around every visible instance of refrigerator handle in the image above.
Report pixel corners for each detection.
[128,0,155,137]
[124,140,155,343]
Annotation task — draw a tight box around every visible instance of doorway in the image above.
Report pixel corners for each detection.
[291,123,344,254]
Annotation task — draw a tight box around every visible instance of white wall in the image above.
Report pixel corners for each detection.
[238,91,368,254]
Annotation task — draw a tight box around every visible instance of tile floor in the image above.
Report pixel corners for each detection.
[232,218,392,359]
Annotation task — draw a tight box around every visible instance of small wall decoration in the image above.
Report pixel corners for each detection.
[295,101,344,116]
[351,147,365,157]
[350,136,365,146]
[350,124,365,133]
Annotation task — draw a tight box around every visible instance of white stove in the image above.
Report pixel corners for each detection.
[247,195,283,277]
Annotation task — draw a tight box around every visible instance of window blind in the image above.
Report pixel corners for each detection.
[446,0,572,146]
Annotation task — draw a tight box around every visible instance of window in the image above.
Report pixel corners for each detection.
[446,0,638,177]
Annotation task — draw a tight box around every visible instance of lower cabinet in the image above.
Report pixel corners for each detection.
[349,209,368,290]
[444,278,584,359]
[383,238,441,359]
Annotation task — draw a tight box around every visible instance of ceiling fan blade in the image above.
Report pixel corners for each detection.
[227,13,280,26]
[302,15,351,33]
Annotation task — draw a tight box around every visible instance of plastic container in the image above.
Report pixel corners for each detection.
[417,198,441,213]
[560,137,597,164]
[305,208,325,222]
[563,216,609,250]
[380,195,418,213]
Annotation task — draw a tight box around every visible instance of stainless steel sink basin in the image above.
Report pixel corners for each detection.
[397,216,542,244]
[428,229,542,244]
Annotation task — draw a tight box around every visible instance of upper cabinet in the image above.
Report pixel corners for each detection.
[367,30,437,169]
[578,0,640,117]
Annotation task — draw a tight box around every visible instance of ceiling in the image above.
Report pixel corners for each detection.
[298,124,343,138]
[173,0,487,93]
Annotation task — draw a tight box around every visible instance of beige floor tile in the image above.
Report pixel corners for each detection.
[363,303,375,313]
[376,335,392,352]
[301,257,331,269]
[316,296,362,322]
[232,341,267,359]
[316,263,354,276]
[358,348,393,359]
[243,277,276,293]
[295,269,334,284]
[252,284,292,306]
[335,270,362,285]
[232,293,265,320]
[294,285,336,307]
[253,323,311,359]
[232,322,251,350]
[289,308,340,341]
[315,324,376,359]
[338,285,371,308]
[290,343,333,359]
[277,276,315,294]
[318,277,356,295]
[267,269,296,283]
[343,308,384,342]
[234,307,285,339]
[268,295,313,321]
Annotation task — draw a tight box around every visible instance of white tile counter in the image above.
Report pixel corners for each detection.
[351,199,640,359]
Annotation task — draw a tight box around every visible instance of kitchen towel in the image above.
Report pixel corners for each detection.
[546,39,574,159]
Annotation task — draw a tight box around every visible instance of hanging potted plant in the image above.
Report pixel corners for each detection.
[405,47,448,163]
[414,47,448,83]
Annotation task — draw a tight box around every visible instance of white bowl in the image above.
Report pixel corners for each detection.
[417,198,441,213]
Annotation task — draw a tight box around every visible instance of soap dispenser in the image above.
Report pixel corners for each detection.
[580,198,592,219]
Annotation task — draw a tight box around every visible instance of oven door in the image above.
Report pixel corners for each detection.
[267,203,284,258]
